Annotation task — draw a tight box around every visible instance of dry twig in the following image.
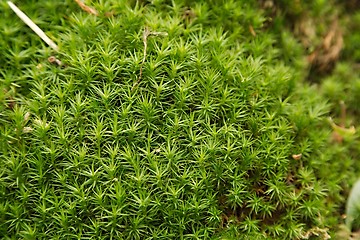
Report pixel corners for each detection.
[132,27,168,91]
[7,1,59,51]
[74,0,98,16]
[249,25,256,37]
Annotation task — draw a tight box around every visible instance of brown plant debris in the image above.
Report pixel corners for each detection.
[293,14,316,49]
[3,88,16,109]
[7,96,15,109]
[261,0,275,9]
[104,10,116,18]
[249,25,256,37]
[286,173,294,185]
[300,227,331,239]
[308,19,343,74]
[292,153,302,160]
[22,126,33,133]
[74,0,98,16]
[132,27,168,90]
[182,8,196,23]
[48,56,63,67]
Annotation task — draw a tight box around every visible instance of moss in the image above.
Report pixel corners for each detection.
[0,0,358,239]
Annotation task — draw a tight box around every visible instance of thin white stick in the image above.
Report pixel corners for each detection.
[7,1,59,51]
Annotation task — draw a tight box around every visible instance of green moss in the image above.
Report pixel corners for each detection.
[0,0,358,239]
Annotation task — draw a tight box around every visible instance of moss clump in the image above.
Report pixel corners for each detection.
[0,0,351,239]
